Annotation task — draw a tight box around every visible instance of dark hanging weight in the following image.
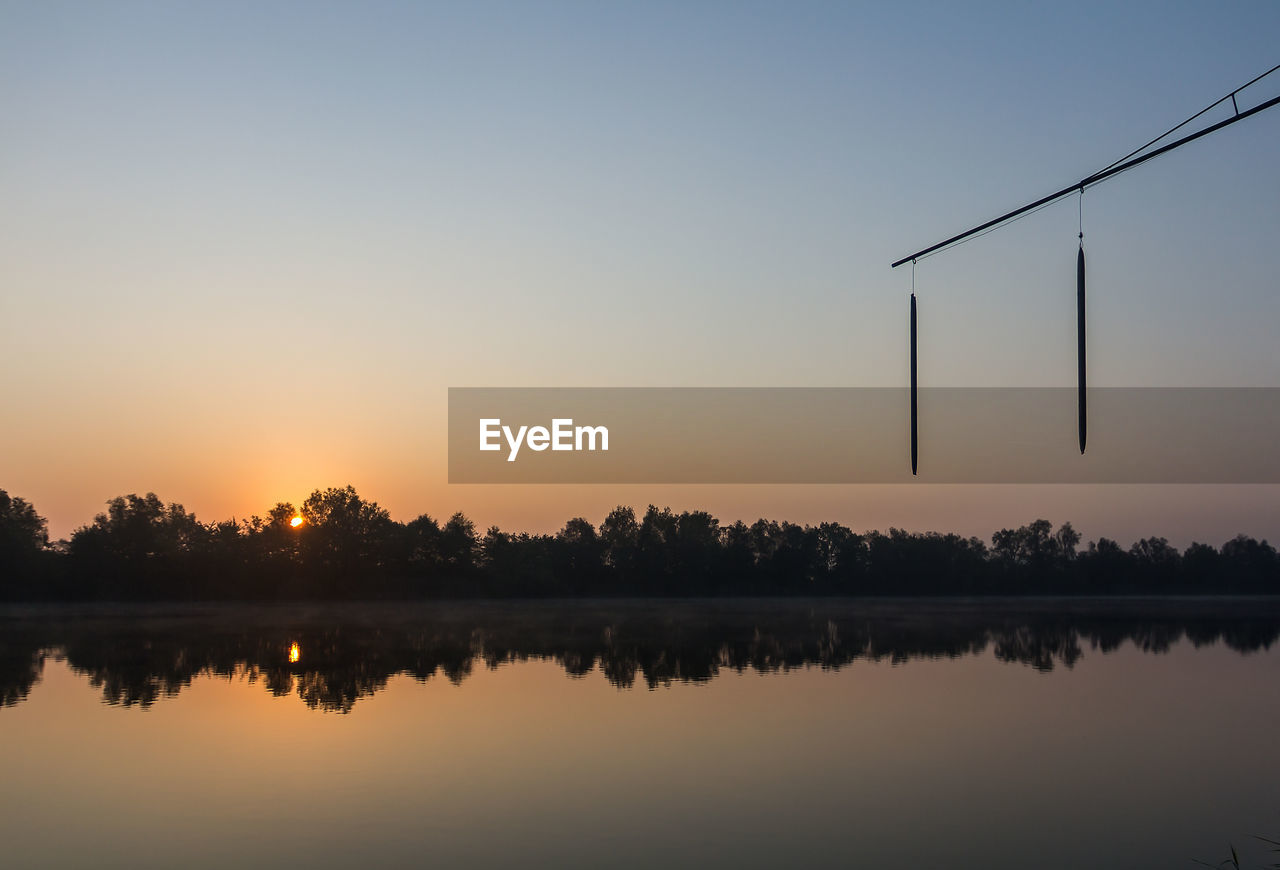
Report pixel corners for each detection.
[1077,244,1087,454]
[910,292,918,475]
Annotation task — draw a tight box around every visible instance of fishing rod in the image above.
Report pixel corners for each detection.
[892,63,1280,268]
[894,63,1280,473]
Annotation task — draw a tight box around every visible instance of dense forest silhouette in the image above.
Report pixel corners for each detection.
[2,600,1277,712]
[1,486,1277,600]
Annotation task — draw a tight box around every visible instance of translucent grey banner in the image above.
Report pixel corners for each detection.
[448,388,1280,483]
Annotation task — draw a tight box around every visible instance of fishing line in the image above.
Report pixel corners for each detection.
[1098,61,1280,175]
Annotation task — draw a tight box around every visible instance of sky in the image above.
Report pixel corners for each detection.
[2,0,1279,545]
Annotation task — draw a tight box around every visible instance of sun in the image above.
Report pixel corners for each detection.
[290,516,304,528]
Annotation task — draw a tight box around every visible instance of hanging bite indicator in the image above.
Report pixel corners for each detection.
[1077,188,1087,454]
[910,261,918,476]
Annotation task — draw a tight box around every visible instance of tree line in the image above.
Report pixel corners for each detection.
[1,486,1277,600]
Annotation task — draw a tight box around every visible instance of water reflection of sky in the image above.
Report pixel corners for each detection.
[1,601,1278,869]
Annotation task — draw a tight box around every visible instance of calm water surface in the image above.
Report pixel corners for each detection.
[1,599,1278,869]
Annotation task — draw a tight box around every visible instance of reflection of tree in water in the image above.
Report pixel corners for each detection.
[994,626,1083,672]
[0,600,1276,711]
[0,647,44,707]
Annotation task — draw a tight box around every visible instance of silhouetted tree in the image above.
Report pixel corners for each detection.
[1078,537,1130,594]
[1181,542,1221,592]
[990,519,1087,593]
[1128,537,1180,593]
[1219,534,1279,594]
[553,518,605,596]
[300,486,396,595]
[0,490,49,599]
[67,493,207,599]
[439,512,479,592]
[400,514,444,590]
[599,505,640,590]
[719,520,756,592]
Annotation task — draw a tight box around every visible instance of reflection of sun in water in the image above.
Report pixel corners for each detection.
[290,516,303,528]
[288,642,300,663]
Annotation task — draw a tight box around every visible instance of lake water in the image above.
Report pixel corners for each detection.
[2,599,1278,869]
